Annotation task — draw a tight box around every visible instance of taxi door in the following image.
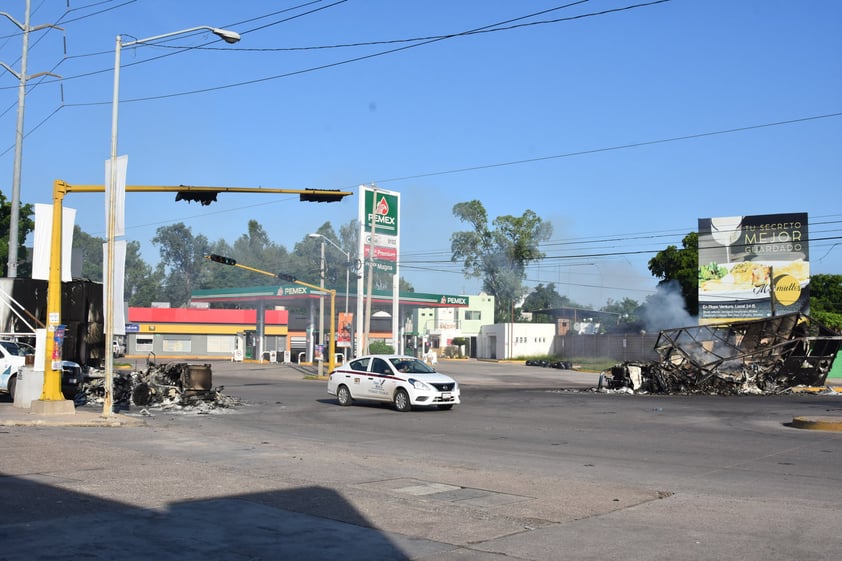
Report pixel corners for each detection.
[366,357,398,402]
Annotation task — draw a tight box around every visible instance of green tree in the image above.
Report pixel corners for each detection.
[648,232,699,316]
[810,274,842,330]
[399,277,415,293]
[0,191,35,277]
[72,225,104,281]
[205,239,242,288]
[601,297,643,332]
[289,222,340,286]
[125,241,165,307]
[521,282,574,322]
[451,200,552,323]
[231,220,289,285]
[601,297,642,320]
[152,223,209,307]
[71,225,161,306]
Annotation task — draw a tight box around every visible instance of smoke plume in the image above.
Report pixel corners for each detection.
[641,280,695,332]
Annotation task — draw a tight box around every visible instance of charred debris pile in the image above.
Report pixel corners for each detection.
[526,359,573,370]
[606,313,841,395]
[77,360,239,411]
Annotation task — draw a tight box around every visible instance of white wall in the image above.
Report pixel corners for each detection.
[478,323,556,360]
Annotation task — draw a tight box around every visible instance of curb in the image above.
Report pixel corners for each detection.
[791,416,842,432]
[0,411,146,428]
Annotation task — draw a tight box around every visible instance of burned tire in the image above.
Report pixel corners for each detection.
[336,385,353,407]
[437,404,453,411]
[394,388,412,412]
[132,383,152,406]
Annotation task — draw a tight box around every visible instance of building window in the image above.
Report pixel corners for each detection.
[207,335,235,353]
[162,338,191,353]
[136,336,153,352]
[465,311,481,320]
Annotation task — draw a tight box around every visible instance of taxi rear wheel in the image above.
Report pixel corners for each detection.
[394,388,412,412]
[337,385,353,406]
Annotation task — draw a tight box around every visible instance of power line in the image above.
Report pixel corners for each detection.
[53,0,667,104]
[369,112,842,185]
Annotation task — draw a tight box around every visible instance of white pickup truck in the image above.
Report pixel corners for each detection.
[0,340,84,400]
[0,341,27,398]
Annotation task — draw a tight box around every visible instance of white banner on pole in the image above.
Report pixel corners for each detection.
[105,155,128,237]
[103,240,127,335]
[32,203,76,282]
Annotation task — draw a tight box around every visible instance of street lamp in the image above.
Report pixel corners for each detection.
[104,25,240,415]
[309,233,352,363]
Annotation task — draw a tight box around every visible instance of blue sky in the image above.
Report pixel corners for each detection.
[1,0,840,308]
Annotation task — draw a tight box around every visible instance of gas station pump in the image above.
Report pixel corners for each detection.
[244,330,257,360]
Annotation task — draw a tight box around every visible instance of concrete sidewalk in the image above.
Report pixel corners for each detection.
[0,402,145,427]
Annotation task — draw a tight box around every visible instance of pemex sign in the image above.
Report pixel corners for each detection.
[359,186,400,273]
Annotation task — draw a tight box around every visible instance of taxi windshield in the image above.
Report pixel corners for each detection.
[389,358,436,374]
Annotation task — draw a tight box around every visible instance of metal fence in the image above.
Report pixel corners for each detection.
[555,333,660,363]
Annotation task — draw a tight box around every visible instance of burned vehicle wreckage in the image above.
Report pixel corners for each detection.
[77,359,238,410]
[607,313,842,395]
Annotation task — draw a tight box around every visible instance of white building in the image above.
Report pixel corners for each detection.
[478,323,556,360]
[408,292,495,357]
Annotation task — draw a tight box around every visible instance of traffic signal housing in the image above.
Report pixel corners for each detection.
[206,254,237,266]
[299,189,345,203]
[176,191,219,205]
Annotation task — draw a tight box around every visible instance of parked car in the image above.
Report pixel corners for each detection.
[0,341,27,400]
[0,340,84,400]
[327,354,460,412]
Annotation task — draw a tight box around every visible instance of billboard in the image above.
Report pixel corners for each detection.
[698,212,809,324]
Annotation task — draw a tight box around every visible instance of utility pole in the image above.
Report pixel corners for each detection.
[317,239,325,376]
[0,2,61,277]
[363,186,377,355]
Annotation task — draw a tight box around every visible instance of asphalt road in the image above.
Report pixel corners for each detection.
[2,359,841,561]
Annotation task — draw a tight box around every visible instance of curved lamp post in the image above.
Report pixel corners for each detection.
[103,26,240,415]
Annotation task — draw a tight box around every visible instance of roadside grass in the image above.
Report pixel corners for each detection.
[572,357,617,372]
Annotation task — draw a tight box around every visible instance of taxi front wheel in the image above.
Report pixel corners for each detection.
[394,388,412,412]
[337,385,353,406]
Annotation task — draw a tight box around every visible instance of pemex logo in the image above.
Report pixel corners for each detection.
[376,196,389,216]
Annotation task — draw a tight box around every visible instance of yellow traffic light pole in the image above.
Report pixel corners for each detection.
[205,256,338,374]
[40,180,350,409]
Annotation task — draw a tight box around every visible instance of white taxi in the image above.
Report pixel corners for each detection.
[327,354,460,412]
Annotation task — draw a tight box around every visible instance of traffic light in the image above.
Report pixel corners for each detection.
[176,191,219,205]
[276,272,297,282]
[299,189,345,203]
[206,254,237,266]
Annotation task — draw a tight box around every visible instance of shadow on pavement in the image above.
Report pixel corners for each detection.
[0,472,424,561]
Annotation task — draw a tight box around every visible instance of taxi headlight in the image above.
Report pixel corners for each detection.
[408,378,432,391]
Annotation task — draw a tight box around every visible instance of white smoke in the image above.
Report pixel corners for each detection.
[642,280,695,332]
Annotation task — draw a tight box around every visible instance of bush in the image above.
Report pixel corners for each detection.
[368,341,394,354]
[442,345,465,359]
